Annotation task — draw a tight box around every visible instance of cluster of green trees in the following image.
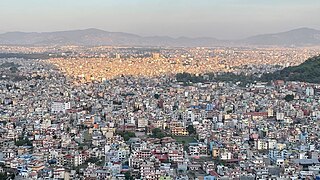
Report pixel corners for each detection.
[118,131,136,141]
[154,93,161,99]
[176,72,256,86]
[175,72,206,83]
[186,125,196,135]
[124,171,134,180]
[284,94,295,102]
[15,136,32,146]
[0,53,53,59]
[0,172,15,180]
[0,62,21,68]
[150,128,166,139]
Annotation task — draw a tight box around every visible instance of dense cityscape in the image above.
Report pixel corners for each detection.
[0,45,319,180]
[1,0,320,179]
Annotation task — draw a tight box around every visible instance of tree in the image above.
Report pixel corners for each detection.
[15,136,32,146]
[186,125,196,135]
[9,66,19,73]
[284,94,294,102]
[118,131,136,141]
[154,93,160,99]
[178,169,184,174]
[0,121,7,126]
[124,171,134,180]
[0,171,15,179]
[151,128,166,139]
[86,157,100,164]
[0,172,8,180]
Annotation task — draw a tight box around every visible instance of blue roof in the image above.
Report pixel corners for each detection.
[122,165,129,169]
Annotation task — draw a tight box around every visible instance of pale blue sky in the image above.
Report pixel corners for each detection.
[0,0,319,39]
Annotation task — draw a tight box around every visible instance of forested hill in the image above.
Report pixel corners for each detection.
[261,55,320,83]
[175,55,320,85]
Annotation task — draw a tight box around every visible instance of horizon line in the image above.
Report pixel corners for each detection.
[0,26,318,41]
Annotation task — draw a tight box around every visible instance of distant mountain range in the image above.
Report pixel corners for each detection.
[242,28,320,46]
[0,27,319,47]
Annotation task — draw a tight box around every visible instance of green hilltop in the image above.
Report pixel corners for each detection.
[175,55,320,85]
[261,55,320,83]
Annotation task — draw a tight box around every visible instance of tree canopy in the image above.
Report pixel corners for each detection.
[284,94,294,102]
[150,128,166,139]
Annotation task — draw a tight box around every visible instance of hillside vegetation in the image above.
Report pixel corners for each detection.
[176,55,320,84]
[261,55,320,83]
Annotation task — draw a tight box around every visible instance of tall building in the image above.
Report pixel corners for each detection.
[306,87,314,96]
[152,53,160,59]
[268,108,274,117]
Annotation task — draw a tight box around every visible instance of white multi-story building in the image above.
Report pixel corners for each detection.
[137,118,148,129]
[276,112,284,120]
[51,101,71,114]
[74,153,83,167]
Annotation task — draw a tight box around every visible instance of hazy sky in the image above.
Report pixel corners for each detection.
[0,0,319,39]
